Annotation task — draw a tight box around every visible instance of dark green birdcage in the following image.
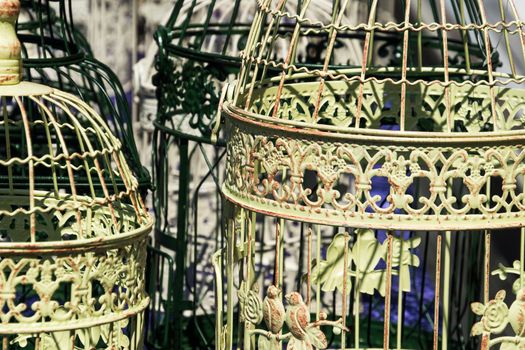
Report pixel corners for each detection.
[16,0,149,193]
[149,0,256,348]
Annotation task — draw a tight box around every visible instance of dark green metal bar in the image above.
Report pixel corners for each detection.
[174,137,191,346]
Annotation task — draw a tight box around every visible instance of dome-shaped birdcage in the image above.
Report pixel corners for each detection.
[147,1,367,348]
[0,2,152,349]
[217,0,525,349]
[15,0,150,192]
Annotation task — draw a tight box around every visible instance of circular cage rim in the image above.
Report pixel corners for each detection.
[0,195,153,255]
[222,185,525,232]
[223,102,525,146]
[0,297,150,335]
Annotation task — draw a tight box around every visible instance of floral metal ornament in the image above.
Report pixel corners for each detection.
[311,230,420,297]
[0,1,152,348]
[471,289,525,349]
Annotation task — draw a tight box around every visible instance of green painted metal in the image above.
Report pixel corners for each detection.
[16,0,150,193]
[0,1,152,348]
[217,0,525,349]
[149,0,252,348]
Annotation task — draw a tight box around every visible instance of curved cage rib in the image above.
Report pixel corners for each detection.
[0,2,151,348]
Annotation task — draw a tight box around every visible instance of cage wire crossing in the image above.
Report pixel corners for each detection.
[215,0,525,349]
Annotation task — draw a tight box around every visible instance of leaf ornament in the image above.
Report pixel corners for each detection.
[352,228,385,296]
[311,233,352,294]
[390,235,421,293]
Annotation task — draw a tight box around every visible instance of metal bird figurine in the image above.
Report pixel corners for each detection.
[509,288,525,336]
[263,285,285,334]
[285,292,310,340]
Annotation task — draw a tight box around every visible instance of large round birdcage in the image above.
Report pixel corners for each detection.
[0,2,152,348]
[217,0,525,349]
[16,0,149,192]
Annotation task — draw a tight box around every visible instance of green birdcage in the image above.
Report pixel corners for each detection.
[215,0,525,349]
[0,1,152,349]
[15,0,149,193]
[149,1,239,347]
[148,1,363,348]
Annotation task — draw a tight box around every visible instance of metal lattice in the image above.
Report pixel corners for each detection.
[217,0,525,349]
[0,1,152,349]
[16,0,150,192]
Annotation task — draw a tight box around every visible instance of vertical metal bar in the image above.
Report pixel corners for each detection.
[383,234,394,350]
[508,0,525,69]
[307,227,312,306]
[213,249,224,350]
[274,218,283,287]
[520,227,525,289]
[417,0,422,70]
[226,214,235,350]
[476,0,499,131]
[270,0,314,118]
[434,234,443,350]
[397,237,405,350]
[316,225,322,318]
[234,0,274,104]
[243,0,288,108]
[438,0,452,133]
[480,232,491,350]
[399,0,412,131]
[354,0,379,129]
[1,97,12,193]
[341,233,350,350]
[497,0,516,77]
[459,0,471,74]
[17,97,35,242]
[442,229,451,350]
[174,137,190,345]
[311,0,350,122]
[355,231,360,349]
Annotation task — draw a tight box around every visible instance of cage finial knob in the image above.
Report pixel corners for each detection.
[0,0,21,85]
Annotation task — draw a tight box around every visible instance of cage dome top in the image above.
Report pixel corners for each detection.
[0,0,151,251]
[226,0,525,140]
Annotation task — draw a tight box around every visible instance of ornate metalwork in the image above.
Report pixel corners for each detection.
[0,2,152,348]
[217,0,525,349]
